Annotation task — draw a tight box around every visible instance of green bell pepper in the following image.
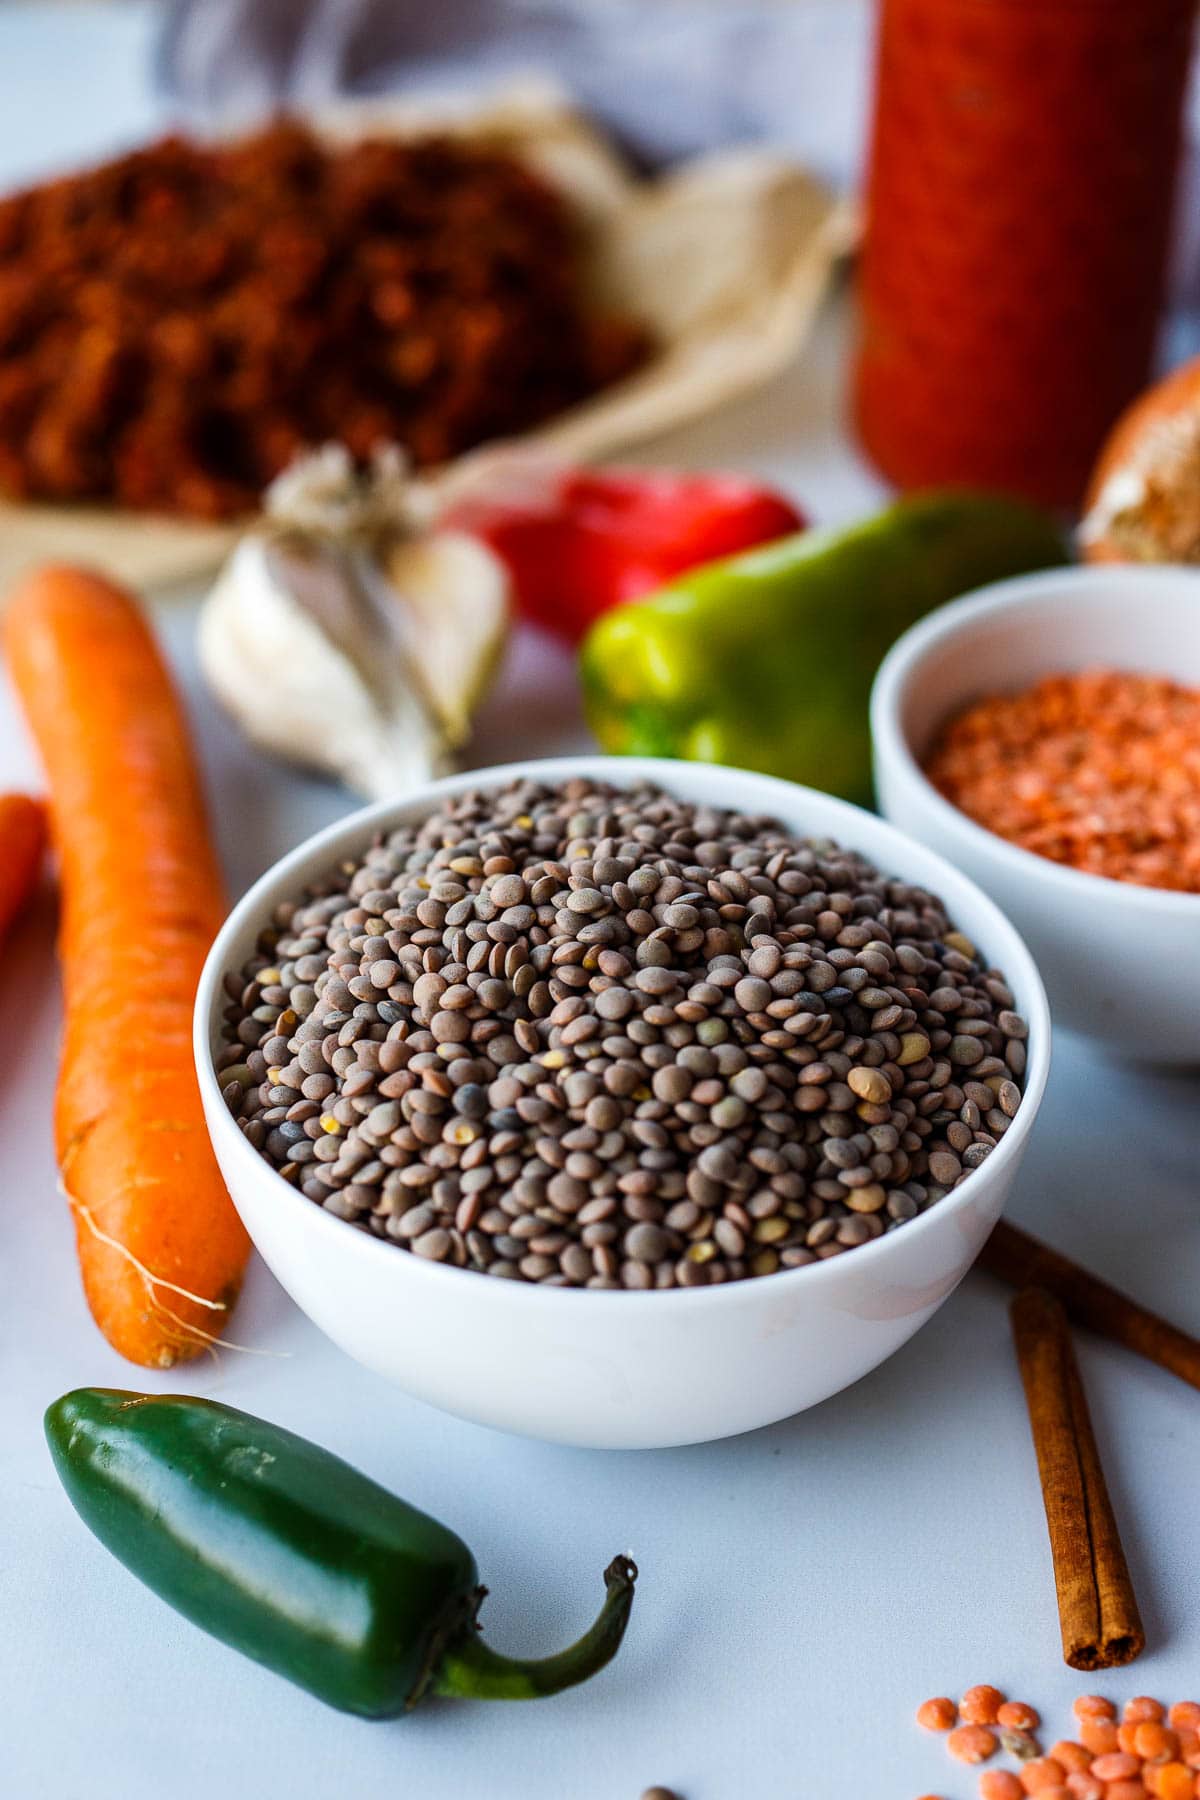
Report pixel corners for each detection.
[579,489,1070,806]
[46,1389,637,1718]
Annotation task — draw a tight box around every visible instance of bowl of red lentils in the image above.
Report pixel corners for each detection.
[196,755,1050,1448]
[872,564,1200,1063]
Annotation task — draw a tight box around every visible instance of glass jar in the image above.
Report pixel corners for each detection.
[853,0,1197,507]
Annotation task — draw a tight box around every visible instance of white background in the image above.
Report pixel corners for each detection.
[2,9,1199,1798]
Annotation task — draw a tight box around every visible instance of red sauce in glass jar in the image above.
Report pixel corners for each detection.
[853,0,1196,507]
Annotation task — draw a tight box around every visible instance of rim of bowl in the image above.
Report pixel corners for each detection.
[195,754,1052,1310]
[871,564,1200,916]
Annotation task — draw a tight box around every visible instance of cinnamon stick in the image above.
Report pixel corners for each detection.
[983,1218,1200,1394]
[1010,1287,1145,1670]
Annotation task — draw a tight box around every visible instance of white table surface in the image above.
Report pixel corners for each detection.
[3,11,1200,1800]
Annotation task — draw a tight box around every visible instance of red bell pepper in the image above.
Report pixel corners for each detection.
[443,464,804,643]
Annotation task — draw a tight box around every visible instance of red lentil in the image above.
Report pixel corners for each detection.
[1000,1704,1042,1734]
[949,1726,1001,1765]
[1147,1765,1195,1800]
[924,668,1200,892]
[981,1774,1026,1800]
[1079,1719,1121,1757]
[1075,1697,1117,1723]
[921,1698,962,1732]
[1137,1723,1181,1763]
[1049,1744,1092,1774]
[964,1688,1008,1726]
[1021,1759,1067,1793]
[1093,1752,1142,1780]
[1128,1700,1171,1726]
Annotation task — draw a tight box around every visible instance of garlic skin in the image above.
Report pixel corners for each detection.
[381,531,509,748]
[197,447,510,799]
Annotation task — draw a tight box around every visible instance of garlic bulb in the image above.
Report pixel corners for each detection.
[197,447,509,799]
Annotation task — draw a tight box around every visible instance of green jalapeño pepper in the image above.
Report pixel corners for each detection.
[46,1389,637,1718]
[580,489,1070,806]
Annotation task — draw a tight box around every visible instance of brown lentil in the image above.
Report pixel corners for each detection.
[221,779,1027,1289]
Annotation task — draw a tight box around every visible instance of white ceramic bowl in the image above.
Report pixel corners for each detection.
[872,565,1200,1064]
[195,756,1049,1448]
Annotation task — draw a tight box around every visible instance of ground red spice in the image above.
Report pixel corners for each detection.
[924,668,1200,894]
[0,122,648,518]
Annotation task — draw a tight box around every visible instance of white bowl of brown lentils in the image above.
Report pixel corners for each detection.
[196,757,1050,1448]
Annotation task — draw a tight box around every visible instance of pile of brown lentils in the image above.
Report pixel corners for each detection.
[218,779,1029,1290]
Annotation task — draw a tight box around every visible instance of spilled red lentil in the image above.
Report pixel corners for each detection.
[917,1689,1200,1797]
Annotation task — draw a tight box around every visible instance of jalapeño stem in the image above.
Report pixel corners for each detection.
[431,1556,638,1702]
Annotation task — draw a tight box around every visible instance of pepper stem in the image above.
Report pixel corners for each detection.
[430,1556,638,1702]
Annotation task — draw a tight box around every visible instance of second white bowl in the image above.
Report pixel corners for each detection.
[196,756,1049,1447]
[872,565,1200,1064]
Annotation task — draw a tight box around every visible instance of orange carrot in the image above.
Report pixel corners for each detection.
[0,792,45,946]
[3,565,249,1365]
